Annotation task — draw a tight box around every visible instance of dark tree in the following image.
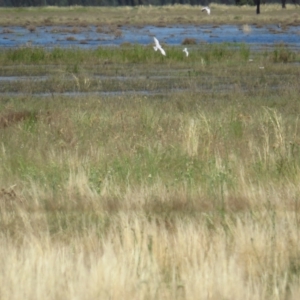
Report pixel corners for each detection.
[282,0,298,8]
[256,0,260,14]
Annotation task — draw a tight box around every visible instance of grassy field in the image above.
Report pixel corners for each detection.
[1,16,300,300]
[0,4,300,27]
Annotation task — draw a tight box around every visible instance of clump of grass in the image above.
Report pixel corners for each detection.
[182,38,197,45]
[120,41,132,47]
[26,25,36,33]
[66,36,77,41]
[0,110,37,129]
[273,43,296,63]
[5,47,46,63]
[114,29,122,37]
[2,28,14,34]
[42,17,53,26]
[78,20,88,27]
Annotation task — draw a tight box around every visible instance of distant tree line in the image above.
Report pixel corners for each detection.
[0,0,297,8]
[0,0,233,5]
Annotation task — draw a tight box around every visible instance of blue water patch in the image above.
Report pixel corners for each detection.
[0,25,299,49]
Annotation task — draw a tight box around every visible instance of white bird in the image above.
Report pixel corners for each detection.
[183,48,189,57]
[201,6,211,15]
[153,37,166,56]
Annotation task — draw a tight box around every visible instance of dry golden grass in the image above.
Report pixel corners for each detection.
[1,94,300,299]
[1,197,300,299]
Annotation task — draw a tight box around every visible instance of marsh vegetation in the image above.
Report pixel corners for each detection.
[1,6,300,299]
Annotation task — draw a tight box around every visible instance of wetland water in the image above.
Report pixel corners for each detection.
[0,24,300,49]
[0,24,299,98]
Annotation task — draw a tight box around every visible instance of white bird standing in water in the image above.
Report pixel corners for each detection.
[153,37,166,56]
[183,48,189,57]
[201,6,211,15]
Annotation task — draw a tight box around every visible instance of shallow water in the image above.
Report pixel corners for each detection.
[0,75,48,82]
[0,79,288,98]
[0,67,298,97]
[0,24,300,49]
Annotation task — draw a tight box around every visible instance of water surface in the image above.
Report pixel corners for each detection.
[1,24,299,49]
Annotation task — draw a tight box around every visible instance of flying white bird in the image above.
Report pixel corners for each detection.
[201,6,211,15]
[183,48,189,57]
[153,37,166,56]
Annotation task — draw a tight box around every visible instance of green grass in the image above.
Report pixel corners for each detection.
[0,43,255,65]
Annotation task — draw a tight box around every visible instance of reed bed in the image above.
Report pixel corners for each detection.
[0,43,300,299]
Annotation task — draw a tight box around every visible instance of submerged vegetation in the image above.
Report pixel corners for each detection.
[1,40,300,299]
